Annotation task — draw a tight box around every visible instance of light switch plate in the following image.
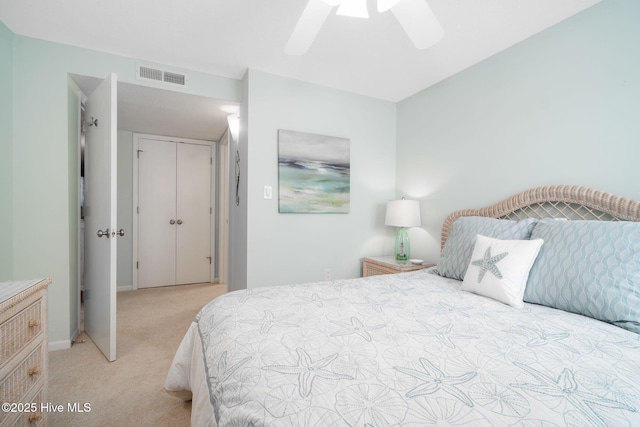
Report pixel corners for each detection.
[264,185,273,199]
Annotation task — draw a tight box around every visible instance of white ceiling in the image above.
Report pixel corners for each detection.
[1,0,602,103]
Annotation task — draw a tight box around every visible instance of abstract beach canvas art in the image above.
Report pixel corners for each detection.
[278,130,350,213]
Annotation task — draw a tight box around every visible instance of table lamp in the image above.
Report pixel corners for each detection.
[385,198,421,262]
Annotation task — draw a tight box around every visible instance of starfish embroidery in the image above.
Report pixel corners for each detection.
[408,321,478,349]
[507,325,577,353]
[394,357,476,406]
[235,289,273,303]
[430,302,473,318]
[263,348,353,397]
[245,310,297,335]
[471,246,508,282]
[210,351,251,389]
[330,317,386,341]
[293,292,337,308]
[380,283,414,296]
[512,362,636,427]
[354,296,402,313]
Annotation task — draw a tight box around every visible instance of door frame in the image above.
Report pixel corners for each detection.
[132,133,220,289]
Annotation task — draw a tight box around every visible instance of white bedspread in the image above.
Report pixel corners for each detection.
[166,269,640,426]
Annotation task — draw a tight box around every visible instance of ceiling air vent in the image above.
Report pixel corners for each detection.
[136,64,188,88]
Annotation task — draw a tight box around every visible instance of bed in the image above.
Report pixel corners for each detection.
[165,185,640,426]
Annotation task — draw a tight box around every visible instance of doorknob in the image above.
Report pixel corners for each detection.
[96,229,110,238]
[116,229,125,237]
[169,219,176,225]
[177,219,183,225]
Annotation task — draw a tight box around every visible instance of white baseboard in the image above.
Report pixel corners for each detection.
[117,285,133,292]
[49,328,81,351]
[49,340,71,351]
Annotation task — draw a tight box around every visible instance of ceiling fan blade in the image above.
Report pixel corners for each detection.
[377,0,400,13]
[391,0,444,49]
[285,0,335,55]
[336,0,369,18]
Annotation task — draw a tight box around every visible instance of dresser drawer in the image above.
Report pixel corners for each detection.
[0,301,43,367]
[0,344,45,425]
[7,388,45,427]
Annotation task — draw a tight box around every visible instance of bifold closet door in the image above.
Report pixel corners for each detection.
[138,138,212,288]
[138,139,177,288]
[176,143,211,285]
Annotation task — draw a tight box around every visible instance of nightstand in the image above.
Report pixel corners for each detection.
[362,256,435,277]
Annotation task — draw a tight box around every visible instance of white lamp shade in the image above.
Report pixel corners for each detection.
[385,199,421,227]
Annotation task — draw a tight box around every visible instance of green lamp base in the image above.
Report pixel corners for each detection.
[394,227,410,263]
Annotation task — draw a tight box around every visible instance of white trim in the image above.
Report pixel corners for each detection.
[117,286,133,292]
[49,340,72,351]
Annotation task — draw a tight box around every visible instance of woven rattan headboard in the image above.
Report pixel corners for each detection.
[441,185,640,250]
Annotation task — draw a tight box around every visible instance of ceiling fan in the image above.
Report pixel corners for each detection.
[285,0,444,55]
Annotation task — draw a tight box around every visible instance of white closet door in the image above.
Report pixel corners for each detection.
[176,143,212,284]
[138,138,177,288]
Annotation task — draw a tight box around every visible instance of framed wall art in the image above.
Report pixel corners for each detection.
[278,129,350,214]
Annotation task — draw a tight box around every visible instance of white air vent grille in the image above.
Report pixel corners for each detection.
[163,71,186,86]
[136,65,188,87]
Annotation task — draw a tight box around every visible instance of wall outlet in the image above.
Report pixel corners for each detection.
[324,268,332,281]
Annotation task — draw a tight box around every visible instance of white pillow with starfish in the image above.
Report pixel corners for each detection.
[462,234,544,308]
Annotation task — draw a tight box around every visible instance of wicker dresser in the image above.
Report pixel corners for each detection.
[0,278,50,427]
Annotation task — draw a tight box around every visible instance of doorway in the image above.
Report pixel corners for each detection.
[70,73,234,352]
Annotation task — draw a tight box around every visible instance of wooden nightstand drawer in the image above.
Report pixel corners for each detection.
[362,256,434,277]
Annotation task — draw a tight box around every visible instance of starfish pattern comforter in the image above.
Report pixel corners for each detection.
[165,269,640,426]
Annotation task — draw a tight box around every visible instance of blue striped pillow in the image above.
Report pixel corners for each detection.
[525,219,640,334]
[436,217,537,281]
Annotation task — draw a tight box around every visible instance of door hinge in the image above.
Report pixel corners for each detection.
[210,157,213,164]
[207,256,212,264]
[210,207,212,214]
[137,149,143,158]
[136,261,139,269]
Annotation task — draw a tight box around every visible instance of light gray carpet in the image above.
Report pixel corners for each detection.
[48,283,226,426]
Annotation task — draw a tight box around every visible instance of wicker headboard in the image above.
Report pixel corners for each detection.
[441,185,640,250]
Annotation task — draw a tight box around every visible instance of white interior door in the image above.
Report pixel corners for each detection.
[137,139,177,288]
[84,73,117,362]
[176,143,212,284]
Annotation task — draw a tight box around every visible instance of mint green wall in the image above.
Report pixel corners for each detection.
[10,35,241,344]
[243,70,397,287]
[396,0,640,263]
[0,21,13,279]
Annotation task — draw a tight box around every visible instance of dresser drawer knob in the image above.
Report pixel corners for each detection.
[28,366,41,376]
[28,319,41,328]
[28,413,42,423]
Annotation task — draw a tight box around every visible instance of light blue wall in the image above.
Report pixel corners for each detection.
[0,21,13,279]
[396,0,640,264]
[243,70,397,287]
[9,35,241,344]
[228,72,249,293]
